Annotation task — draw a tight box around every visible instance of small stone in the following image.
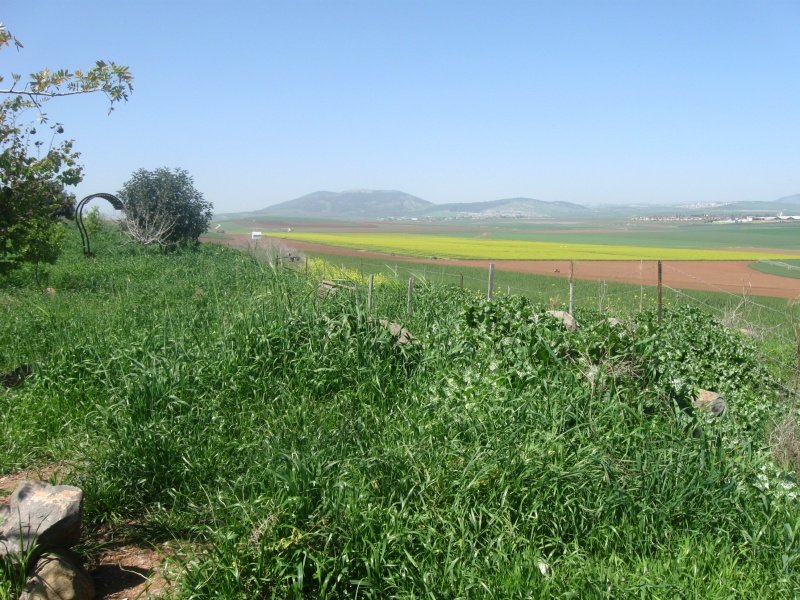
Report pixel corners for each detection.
[545,310,578,331]
[44,288,56,297]
[318,280,338,299]
[378,319,418,345]
[0,482,83,558]
[693,389,728,417]
[20,551,95,600]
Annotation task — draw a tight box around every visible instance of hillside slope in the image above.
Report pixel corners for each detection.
[257,189,432,218]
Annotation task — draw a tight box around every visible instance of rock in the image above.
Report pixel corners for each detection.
[693,389,728,417]
[0,482,83,558]
[20,551,95,600]
[545,310,578,332]
[378,319,418,345]
[44,288,56,297]
[318,280,337,298]
[317,280,355,299]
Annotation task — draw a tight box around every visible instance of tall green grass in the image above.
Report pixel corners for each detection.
[303,252,800,386]
[1,227,798,598]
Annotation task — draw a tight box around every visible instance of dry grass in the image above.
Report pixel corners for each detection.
[770,409,800,479]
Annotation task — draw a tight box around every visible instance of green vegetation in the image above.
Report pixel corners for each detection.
[305,252,800,384]
[1,227,799,597]
[118,167,212,249]
[0,23,132,278]
[751,259,800,280]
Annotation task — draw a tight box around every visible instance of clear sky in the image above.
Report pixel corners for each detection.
[4,0,800,213]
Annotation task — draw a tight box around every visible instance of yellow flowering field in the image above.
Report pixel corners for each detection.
[267,232,795,261]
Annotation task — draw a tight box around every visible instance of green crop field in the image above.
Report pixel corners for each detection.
[268,231,798,261]
[751,259,800,280]
[2,226,800,598]
[469,223,800,250]
[391,221,800,249]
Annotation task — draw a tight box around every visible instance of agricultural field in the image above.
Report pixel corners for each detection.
[2,226,800,597]
[213,216,800,251]
[264,232,798,261]
[751,259,800,280]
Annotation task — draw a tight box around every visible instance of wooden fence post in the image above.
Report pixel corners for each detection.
[569,260,575,315]
[305,257,308,278]
[658,260,663,324]
[488,263,495,300]
[407,277,414,316]
[460,273,464,289]
[368,274,374,314]
[507,284,511,296]
[639,259,643,312]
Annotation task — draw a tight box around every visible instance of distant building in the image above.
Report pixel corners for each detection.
[252,231,262,239]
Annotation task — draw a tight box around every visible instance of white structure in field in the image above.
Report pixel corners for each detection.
[251,231,262,240]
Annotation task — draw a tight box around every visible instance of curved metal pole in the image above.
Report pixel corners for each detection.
[76,193,125,257]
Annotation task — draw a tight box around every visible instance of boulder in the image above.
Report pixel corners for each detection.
[545,310,578,332]
[693,389,728,417]
[20,551,95,600]
[0,481,83,558]
[378,320,418,345]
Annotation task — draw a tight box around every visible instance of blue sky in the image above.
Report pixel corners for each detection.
[4,1,800,213]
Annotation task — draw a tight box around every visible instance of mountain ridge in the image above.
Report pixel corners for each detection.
[254,190,591,219]
[231,189,800,220]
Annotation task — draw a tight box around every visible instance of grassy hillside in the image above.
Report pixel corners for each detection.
[1,228,799,598]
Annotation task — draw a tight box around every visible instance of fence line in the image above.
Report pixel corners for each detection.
[297,254,800,385]
[663,263,797,320]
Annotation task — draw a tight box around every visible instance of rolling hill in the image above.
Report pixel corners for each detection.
[256,190,433,218]
[421,197,591,218]
[224,189,800,221]
[254,190,591,219]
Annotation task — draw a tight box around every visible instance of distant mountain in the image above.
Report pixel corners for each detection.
[774,193,800,205]
[257,190,432,218]
[421,197,590,218]
[224,189,800,221]
[255,191,591,219]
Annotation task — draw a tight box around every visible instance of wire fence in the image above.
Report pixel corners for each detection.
[242,241,800,390]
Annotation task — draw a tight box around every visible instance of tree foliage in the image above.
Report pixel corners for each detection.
[117,168,212,249]
[0,22,132,277]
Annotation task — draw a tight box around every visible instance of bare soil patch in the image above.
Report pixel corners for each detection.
[209,235,800,299]
[85,528,174,600]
